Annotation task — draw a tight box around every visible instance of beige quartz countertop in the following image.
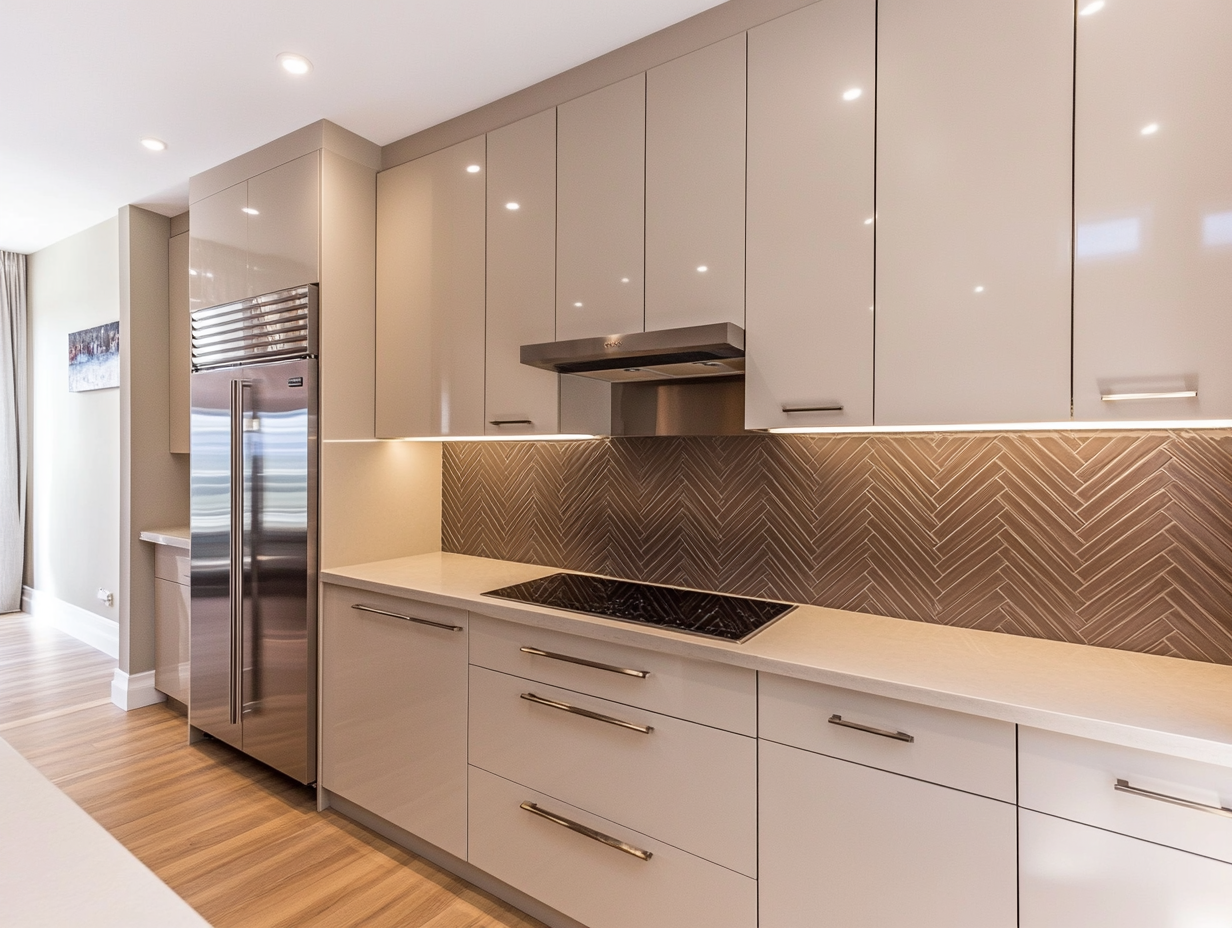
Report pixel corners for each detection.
[322,552,1232,768]
[139,526,190,549]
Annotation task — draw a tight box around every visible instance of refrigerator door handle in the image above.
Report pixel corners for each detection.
[228,379,249,725]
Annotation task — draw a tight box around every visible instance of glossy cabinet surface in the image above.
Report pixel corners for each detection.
[760,739,1017,928]
[246,151,320,298]
[875,0,1073,425]
[745,0,876,430]
[556,74,645,341]
[485,109,561,436]
[1073,0,1232,421]
[152,544,190,706]
[468,765,757,928]
[1020,809,1232,928]
[320,585,468,860]
[189,181,248,311]
[375,135,487,437]
[645,35,745,332]
[468,665,757,877]
[168,230,190,453]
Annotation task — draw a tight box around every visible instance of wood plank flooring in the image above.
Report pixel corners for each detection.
[0,612,546,928]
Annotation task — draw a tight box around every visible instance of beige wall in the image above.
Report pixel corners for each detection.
[26,217,121,623]
[120,205,188,675]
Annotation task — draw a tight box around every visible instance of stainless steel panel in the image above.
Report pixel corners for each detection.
[521,322,744,380]
[190,357,317,784]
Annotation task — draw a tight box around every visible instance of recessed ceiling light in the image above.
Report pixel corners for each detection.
[506,202,520,210]
[242,207,260,215]
[277,52,313,76]
[141,138,167,152]
[842,87,863,101]
[1141,122,1160,135]
[466,164,481,173]
[1079,0,1105,15]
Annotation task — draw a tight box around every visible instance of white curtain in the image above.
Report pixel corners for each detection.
[0,252,27,613]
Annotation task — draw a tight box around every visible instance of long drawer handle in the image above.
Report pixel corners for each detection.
[1115,779,1232,819]
[520,646,650,679]
[520,802,653,861]
[521,692,653,734]
[782,404,844,413]
[489,418,534,426]
[1101,391,1197,402]
[351,603,463,632]
[828,714,914,743]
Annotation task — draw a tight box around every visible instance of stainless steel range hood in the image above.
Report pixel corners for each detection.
[521,322,745,382]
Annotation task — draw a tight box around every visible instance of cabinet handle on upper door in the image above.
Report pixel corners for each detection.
[1100,390,1197,402]
[520,802,653,861]
[828,714,915,743]
[521,692,654,734]
[520,646,650,678]
[489,419,534,426]
[1114,779,1232,818]
[782,404,844,413]
[350,603,463,632]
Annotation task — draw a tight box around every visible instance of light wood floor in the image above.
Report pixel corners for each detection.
[0,612,546,928]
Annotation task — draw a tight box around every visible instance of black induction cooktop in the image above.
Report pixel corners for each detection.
[482,572,795,643]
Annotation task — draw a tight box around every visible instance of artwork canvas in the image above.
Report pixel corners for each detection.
[68,321,120,392]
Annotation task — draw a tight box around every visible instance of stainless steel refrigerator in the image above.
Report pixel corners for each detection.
[189,284,318,784]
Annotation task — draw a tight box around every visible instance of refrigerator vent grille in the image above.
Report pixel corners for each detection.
[191,285,317,370]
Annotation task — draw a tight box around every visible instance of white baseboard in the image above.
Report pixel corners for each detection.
[111,669,166,711]
[22,586,119,659]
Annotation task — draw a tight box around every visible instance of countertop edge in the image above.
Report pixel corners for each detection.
[139,527,190,549]
[320,558,1232,769]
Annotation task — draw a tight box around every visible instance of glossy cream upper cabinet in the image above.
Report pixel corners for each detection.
[1073,0,1232,421]
[485,110,561,436]
[376,136,486,438]
[189,181,247,312]
[556,74,645,341]
[645,35,745,332]
[247,151,320,297]
[875,0,1073,426]
[745,0,876,430]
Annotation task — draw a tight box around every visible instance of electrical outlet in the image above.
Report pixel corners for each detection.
[97,588,113,607]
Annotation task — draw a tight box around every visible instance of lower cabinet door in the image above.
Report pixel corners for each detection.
[1020,809,1232,927]
[320,586,468,859]
[468,765,756,928]
[153,578,190,705]
[759,739,1017,928]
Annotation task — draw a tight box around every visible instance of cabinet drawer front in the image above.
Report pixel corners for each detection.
[154,578,190,705]
[469,665,756,877]
[1020,809,1232,928]
[760,740,1017,928]
[321,585,468,860]
[1019,727,1232,864]
[154,545,190,585]
[468,613,756,735]
[468,766,756,928]
[759,674,1016,801]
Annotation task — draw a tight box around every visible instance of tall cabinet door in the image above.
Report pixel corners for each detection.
[485,109,561,436]
[376,136,487,437]
[556,75,645,341]
[760,739,1017,928]
[875,0,1073,426]
[189,181,248,312]
[247,151,321,297]
[745,0,876,430]
[645,35,745,332]
[1073,0,1232,422]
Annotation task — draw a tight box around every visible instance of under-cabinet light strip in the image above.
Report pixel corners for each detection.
[767,419,1232,435]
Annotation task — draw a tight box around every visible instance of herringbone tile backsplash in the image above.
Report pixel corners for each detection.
[442,432,1232,663]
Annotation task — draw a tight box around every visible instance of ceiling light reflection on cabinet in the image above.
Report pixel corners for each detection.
[697,265,708,272]
[506,202,520,210]
[842,87,863,101]
[974,285,985,293]
[573,302,583,307]
[466,164,481,173]
[621,277,630,283]
[1079,0,1105,15]
[277,53,312,75]
[140,138,167,151]
[1141,122,1160,136]
[242,207,259,215]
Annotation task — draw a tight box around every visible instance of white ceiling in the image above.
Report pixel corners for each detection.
[0,0,727,255]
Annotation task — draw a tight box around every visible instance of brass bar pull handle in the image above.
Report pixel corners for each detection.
[520,802,653,861]
[521,692,654,734]
[351,603,463,632]
[1101,390,1197,402]
[520,646,650,679]
[1114,779,1232,818]
[828,714,914,743]
[782,404,844,412]
[489,419,534,426]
